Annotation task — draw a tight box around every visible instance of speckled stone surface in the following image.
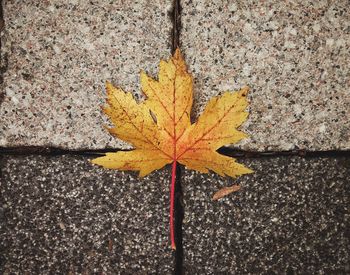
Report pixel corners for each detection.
[0,0,172,149]
[1,156,349,274]
[182,157,350,274]
[0,155,173,274]
[181,0,350,151]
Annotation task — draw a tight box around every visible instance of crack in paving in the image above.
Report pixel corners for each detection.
[1,146,349,158]
[171,0,181,54]
[218,148,350,158]
[174,163,184,275]
[0,0,8,104]
[171,0,184,273]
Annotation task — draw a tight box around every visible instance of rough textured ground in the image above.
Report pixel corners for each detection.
[182,156,350,274]
[1,155,349,274]
[0,0,172,149]
[1,1,349,151]
[0,1,349,274]
[0,155,173,274]
[181,0,350,151]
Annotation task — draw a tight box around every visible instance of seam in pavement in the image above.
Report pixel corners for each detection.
[217,148,350,158]
[171,0,184,274]
[171,0,181,54]
[174,162,184,275]
[0,0,8,104]
[1,146,349,159]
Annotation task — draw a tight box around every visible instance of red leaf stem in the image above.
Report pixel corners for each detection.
[170,160,177,250]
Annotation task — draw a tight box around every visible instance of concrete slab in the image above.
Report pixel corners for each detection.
[0,155,173,274]
[181,0,350,151]
[182,157,350,274]
[0,0,172,149]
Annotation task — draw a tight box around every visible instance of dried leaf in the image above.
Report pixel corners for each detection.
[92,49,252,178]
[212,185,241,201]
[91,48,253,249]
[108,239,113,252]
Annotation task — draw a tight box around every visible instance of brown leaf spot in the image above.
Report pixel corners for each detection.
[108,239,113,252]
[212,184,241,201]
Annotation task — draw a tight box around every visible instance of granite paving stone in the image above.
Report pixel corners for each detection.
[1,155,349,274]
[181,0,350,151]
[0,155,173,274]
[0,0,172,149]
[1,1,349,152]
[182,156,350,274]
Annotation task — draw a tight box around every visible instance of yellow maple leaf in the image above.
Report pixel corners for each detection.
[91,49,253,249]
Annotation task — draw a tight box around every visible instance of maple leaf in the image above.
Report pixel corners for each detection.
[91,49,253,249]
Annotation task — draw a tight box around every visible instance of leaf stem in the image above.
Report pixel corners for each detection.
[170,160,177,250]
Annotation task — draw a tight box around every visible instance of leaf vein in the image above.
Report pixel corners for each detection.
[177,101,239,159]
[111,93,172,159]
